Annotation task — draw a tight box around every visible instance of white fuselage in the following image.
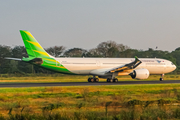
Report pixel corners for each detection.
[55,58,176,76]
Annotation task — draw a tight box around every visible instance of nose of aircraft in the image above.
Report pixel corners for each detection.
[165,61,176,73]
[173,65,177,71]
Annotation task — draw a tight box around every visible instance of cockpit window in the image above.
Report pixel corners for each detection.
[171,63,174,65]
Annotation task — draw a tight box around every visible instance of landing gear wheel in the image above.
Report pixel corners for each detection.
[95,78,99,82]
[88,78,94,82]
[110,79,113,83]
[107,78,110,82]
[113,78,118,82]
[160,74,164,81]
[88,78,91,82]
[90,78,94,82]
[160,78,163,81]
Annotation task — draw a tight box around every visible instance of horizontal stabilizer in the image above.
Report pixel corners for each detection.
[4,57,22,61]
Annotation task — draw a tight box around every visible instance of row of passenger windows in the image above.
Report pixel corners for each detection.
[61,63,123,64]
[59,62,167,65]
[146,63,166,65]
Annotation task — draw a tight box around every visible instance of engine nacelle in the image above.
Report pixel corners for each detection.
[129,68,149,80]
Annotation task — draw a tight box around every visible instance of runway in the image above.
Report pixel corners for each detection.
[0,80,180,87]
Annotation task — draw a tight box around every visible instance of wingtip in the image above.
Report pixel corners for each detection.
[135,56,140,61]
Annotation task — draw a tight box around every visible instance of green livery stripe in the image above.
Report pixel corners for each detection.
[20,30,74,74]
[27,40,43,49]
[43,58,57,62]
[33,50,50,57]
[41,58,73,74]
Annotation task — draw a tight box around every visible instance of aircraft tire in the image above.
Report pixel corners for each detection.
[95,78,99,82]
[90,78,94,82]
[107,78,110,82]
[110,79,113,83]
[113,78,118,82]
[88,78,91,82]
[160,78,163,81]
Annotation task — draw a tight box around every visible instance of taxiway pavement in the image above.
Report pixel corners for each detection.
[0,80,180,87]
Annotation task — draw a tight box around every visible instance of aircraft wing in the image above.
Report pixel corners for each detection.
[90,56,142,76]
[106,56,142,73]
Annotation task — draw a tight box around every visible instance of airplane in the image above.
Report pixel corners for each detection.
[6,30,176,82]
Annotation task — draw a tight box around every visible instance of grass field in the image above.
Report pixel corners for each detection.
[0,75,179,119]
[0,74,179,83]
[0,82,179,119]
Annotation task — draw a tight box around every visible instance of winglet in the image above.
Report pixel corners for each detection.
[133,56,142,68]
[135,56,139,61]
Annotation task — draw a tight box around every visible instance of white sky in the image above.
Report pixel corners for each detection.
[0,0,180,51]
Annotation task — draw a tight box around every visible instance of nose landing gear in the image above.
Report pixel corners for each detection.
[160,74,164,81]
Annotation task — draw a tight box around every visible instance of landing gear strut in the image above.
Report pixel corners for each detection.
[107,78,118,83]
[160,74,164,81]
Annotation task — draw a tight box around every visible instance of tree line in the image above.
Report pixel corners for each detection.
[0,40,180,74]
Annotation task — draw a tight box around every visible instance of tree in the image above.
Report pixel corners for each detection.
[0,45,11,74]
[45,46,65,57]
[96,41,130,57]
[11,46,33,73]
[120,49,138,58]
[87,48,103,57]
[11,46,28,58]
[64,48,87,57]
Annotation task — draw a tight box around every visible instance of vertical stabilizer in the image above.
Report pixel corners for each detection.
[20,30,52,58]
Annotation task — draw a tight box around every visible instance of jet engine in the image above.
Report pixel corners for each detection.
[129,68,149,80]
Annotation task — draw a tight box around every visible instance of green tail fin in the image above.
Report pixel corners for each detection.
[20,30,51,58]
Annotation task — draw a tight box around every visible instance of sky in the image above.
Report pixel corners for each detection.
[0,0,180,52]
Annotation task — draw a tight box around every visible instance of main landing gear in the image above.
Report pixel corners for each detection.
[87,77,118,82]
[160,74,164,81]
[107,78,118,83]
[88,77,99,82]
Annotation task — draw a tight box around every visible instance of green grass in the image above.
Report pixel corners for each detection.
[0,78,180,119]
